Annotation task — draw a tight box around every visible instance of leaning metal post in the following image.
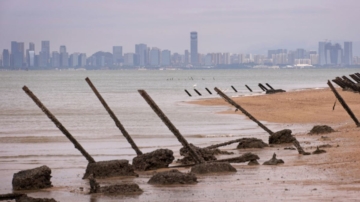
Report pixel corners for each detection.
[327,80,360,127]
[22,86,96,163]
[214,87,274,135]
[138,89,204,164]
[85,77,143,155]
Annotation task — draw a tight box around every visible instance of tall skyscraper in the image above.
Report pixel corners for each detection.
[26,42,35,67]
[318,41,327,65]
[78,53,86,67]
[190,32,198,65]
[40,41,50,67]
[161,50,171,66]
[184,50,189,64]
[59,46,68,67]
[150,47,160,66]
[51,51,60,67]
[124,53,135,66]
[10,41,24,68]
[2,49,10,67]
[135,44,147,66]
[344,42,353,65]
[113,46,123,65]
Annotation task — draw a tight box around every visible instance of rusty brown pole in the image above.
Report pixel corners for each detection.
[327,80,360,127]
[85,77,143,156]
[214,87,274,135]
[22,86,96,163]
[138,89,204,164]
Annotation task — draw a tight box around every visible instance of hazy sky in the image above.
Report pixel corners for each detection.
[0,0,359,56]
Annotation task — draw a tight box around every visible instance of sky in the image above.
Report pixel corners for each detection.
[0,0,359,56]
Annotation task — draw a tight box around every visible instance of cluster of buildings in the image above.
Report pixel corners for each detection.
[0,32,358,69]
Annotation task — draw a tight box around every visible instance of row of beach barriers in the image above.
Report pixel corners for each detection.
[332,72,360,93]
[184,83,286,97]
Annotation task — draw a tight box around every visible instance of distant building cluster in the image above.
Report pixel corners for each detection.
[0,33,357,69]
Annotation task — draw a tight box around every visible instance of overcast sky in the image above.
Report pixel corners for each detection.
[0,0,359,56]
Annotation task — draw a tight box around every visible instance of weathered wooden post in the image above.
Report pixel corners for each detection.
[350,74,360,83]
[258,83,268,91]
[231,85,238,92]
[85,77,143,155]
[22,86,96,163]
[138,90,204,164]
[205,87,212,95]
[184,89,192,97]
[327,80,360,127]
[332,79,346,89]
[245,85,253,92]
[266,83,275,90]
[194,89,202,96]
[342,76,356,84]
[214,87,274,135]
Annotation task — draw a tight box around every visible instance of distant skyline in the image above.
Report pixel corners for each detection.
[0,0,359,55]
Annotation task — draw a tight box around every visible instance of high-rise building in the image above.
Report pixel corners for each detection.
[51,51,60,67]
[135,44,147,66]
[26,42,35,67]
[28,50,35,67]
[318,41,327,65]
[70,53,79,67]
[184,50,190,64]
[10,41,24,68]
[113,46,123,65]
[295,49,306,59]
[2,49,10,67]
[78,53,86,67]
[150,47,160,66]
[161,50,171,66]
[190,32,198,65]
[40,41,50,67]
[124,53,135,66]
[59,46,68,67]
[344,42,353,65]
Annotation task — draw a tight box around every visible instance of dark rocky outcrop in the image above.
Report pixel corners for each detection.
[263,153,284,165]
[148,169,197,185]
[16,195,58,202]
[248,159,260,165]
[191,162,237,174]
[177,144,217,164]
[83,160,138,179]
[309,125,335,135]
[269,129,295,144]
[89,175,142,195]
[266,89,286,94]
[236,138,268,149]
[312,147,326,154]
[12,166,52,190]
[132,149,174,171]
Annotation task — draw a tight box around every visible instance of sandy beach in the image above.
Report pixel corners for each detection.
[2,87,360,201]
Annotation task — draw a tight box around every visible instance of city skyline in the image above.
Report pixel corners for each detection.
[0,0,359,56]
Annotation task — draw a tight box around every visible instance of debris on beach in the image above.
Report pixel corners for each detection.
[293,139,311,155]
[269,129,295,144]
[263,153,284,165]
[248,159,260,165]
[284,147,296,150]
[236,138,268,149]
[12,165,52,190]
[191,162,237,174]
[266,89,286,94]
[177,144,217,164]
[0,193,57,202]
[214,152,260,163]
[132,149,174,171]
[83,160,138,179]
[309,125,335,135]
[148,169,197,185]
[318,144,332,148]
[332,74,360,93]
[89,175,142,195]
[312,147,326,155]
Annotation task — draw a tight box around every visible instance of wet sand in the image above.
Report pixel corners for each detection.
[2,88,360,201]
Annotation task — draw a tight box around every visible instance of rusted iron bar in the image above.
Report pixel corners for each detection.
[356,73,360,78]
[184,89,192,97]
[85,77,143,156]
[350,74,360,83]
[205,138,249,149]
[266,83,275,90]
[245,85,253,92]
[205,87,212,95]
[214,87,274,135]
[258,83,268,91]
[194,89,202,96]
[332,79,346,89]
[231,85,238,92]
[22,86,96,163]
[327,80,360,127]
[342,78,360,92]
[138,90,205,164]
[342,76,356,84]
